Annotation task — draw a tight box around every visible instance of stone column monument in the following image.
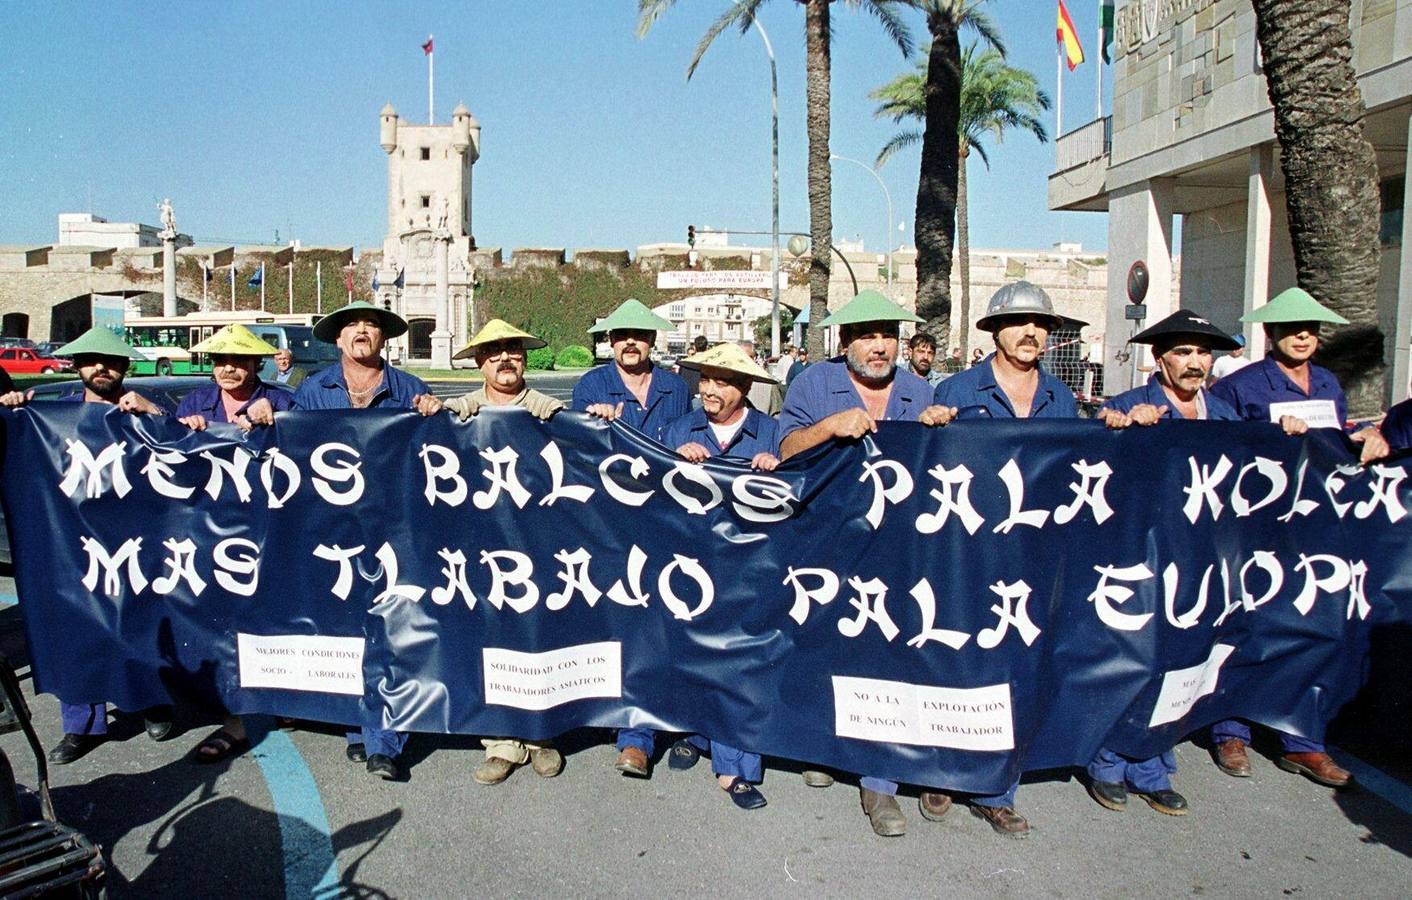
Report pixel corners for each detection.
[432,224,452,368]
[159,199,178,317]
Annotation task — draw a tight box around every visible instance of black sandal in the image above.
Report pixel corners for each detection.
[193,728,250,764]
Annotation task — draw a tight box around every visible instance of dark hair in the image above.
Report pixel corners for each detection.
[692,335,709,351]
[908,332,936,351]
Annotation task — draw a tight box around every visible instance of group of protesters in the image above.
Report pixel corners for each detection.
[2,275,1407,839]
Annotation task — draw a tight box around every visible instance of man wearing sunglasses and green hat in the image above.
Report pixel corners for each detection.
[294,300,442,782]
[0,326,173,764]
[1206,286,1388,789]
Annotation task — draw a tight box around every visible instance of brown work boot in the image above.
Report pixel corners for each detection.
[918,791,953,821]
[859,788,907,837]
[614,746,650,778]
[472,756,517,786]
[1215,739,1253,777]
[530,747,564,778]
[1278,752,1352,788]
[970,804,1030,838]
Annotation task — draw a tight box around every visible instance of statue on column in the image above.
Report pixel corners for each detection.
[436,195,451,232]
[159,198,176,239]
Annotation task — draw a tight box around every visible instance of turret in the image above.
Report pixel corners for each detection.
[379,103,399,154]
[452,103,471,152]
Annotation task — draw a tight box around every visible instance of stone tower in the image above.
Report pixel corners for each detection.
[376,101,481,366]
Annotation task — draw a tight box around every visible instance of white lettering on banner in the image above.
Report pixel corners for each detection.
[431,549,477,608]
[259,448,301,508]
[152,537,207,596]
[1087,563,1155,631]
[80,536,147,596]
[783,567,840,625]
[61,440,131,499]
[475,446,532,510]
[1354,466,1408,523]
[662,462,723,516]
[372,543,425,605]
[860,460,914,530]
[606,545,651,607]
[1292,554,1353,617]
[1236,552,1282,613]
[238,633,365,696]
[483,641,622,711]
[310,443,365,505]
[1149,643,1236,728]
[1054,459,1114,525]
[142,448,195,500]
[312,543,365,600]
[419,443,467,507]
[838,577,900,641]
[657,555,715,621]
[546,548,602,611]
[993,459,1049,534]
[905,579,971,650]
[479,550,540,612]
[833,676,1014,750]
[1268,399,1340,430]
[730,474,795,523]
[539,442,595,506]
[213,538,260,596]
[916,463,984,535]
[977,581,1041,648]
[1231,457,1287,518]
[1279,460,1321,522]
[598,454,654,506]
[1183,455,1232,523]
[200,449,254,503]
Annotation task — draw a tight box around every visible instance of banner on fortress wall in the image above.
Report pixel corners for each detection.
[3,405,1410,795]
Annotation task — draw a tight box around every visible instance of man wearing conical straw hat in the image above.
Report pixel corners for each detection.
[0,326,173,765]
[1205,287,1387,790]
[622,342,779,811]
[295,300,443,782]
[167,324,294,764]
[571,298,689,441]
[444,319,568,785]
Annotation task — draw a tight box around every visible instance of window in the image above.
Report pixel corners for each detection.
[420,195,431,209]
[420,147,431,161]
[0,350,13,360]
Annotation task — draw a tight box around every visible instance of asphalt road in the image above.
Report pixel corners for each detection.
[3,367,1411,896]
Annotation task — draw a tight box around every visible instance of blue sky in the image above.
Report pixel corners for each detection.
[0,0,1111,257]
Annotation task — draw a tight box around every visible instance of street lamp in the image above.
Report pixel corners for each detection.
[747,11,782,357]
[830,153,894,296]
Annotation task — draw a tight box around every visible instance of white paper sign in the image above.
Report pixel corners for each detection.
[483,641,622,711]
[1268,399,1341,430]
[655,270,779,290]
[1148,643,1237,727]
[237,633,365,696]
[833,676,1014,751]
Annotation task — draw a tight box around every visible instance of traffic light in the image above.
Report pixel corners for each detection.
[687,225,696,248]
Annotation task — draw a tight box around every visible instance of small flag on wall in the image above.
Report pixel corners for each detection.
[1057,0,1085,71]
[422,36,433,55]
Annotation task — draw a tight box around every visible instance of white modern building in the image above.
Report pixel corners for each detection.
[1050,0,1411,401]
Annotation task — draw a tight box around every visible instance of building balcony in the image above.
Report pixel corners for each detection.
[1048,116,1111,212]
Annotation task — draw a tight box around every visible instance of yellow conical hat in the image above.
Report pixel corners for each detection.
[678,342,778,384]
[189,324,279,356]
[452,319,549,360]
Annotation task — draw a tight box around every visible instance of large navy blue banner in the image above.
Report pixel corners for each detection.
[2,404,1410,795]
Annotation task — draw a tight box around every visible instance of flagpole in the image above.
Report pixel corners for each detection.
[1095,15,1103,119]
[202,264,209,308]
[316,261,323,314]
[428,34,434,124]
[288,259,294,313]
[230,267,235,311]
[260,262,266,311]
[1056,45,1064,137]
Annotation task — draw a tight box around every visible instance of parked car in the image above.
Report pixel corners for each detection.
[32,342,61,356]
[0,376,293,567]
[0,348,72,375]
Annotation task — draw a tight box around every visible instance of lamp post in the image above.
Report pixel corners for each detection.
[830,153,893,296]
[747,10,782,357]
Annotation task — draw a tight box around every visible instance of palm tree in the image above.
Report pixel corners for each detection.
[1250,0,1384,416]
[636,0,914,359]
[872,43,1048,358]
[898,0,1003,348]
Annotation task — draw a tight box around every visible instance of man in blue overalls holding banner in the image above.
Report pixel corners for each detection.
[572,298,689,443]
[778,290,953,837]
[1206,286,1388,787]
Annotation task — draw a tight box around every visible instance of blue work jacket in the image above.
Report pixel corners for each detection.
[1209,357,1347,428]
[571,363,689,441]
[175,381,295,422]
[293,362,430,411]
[662,407,780,459]
[932,354,1076,419]
[1101,376,1238,421]
[778,359,932,439]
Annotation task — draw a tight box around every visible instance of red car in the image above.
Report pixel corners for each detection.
[0,347,73,375]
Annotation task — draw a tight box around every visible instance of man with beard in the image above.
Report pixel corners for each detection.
[294,301,443,782]
[776,290,953,837]
[573,299,689,441]
[617,343,779,807]
[907,332,945,386]
[1205,287,1387,788]
[0,327,172,764]
[928,281,1087,838]
[442,319,566,785]
[1081,309,1244,817]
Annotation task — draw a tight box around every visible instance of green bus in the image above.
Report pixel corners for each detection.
[123,313,338,377]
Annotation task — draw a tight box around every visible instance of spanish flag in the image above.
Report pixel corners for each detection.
[1057,0,1084,70]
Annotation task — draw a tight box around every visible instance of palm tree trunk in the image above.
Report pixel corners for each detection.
[956,146,971,360]
[914,11,961,347]
[804,0,832,360]
[1251,0,1384,415]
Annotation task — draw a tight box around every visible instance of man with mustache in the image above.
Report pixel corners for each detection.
[294,300,443,782]
[1204,287,1387,788]
[776,290,953,837]
[907,332,945,386]
[1081,309,1244,817]
[612,342,782,808]
[442,319,566,785]
[927,281,1086,839]
[572,299,688,442]
[0,327,173,764]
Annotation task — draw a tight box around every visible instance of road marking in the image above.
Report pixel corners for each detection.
[1331,746,1412,818]
[247,719,339,899]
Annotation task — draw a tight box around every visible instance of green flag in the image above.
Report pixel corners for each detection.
[1100,0,1116,64]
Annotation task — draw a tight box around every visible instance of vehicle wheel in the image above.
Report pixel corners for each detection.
[40,367,54,374]
[156,360,173,377]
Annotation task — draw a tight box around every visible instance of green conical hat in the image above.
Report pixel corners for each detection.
[587,298,674,334]
[817,290,924,328]
[189,323,279,356]
[453,318,548,359]
[55,327,140,360]
[313,300,409,343]
[1241,287,1349,326]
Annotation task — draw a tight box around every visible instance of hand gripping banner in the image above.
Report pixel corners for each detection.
[3,404,1410,795]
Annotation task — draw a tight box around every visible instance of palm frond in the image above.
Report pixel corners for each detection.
[635,0,683,39]
[851,0,915,57]
[875,130,922,167]
[685,1,765,79]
